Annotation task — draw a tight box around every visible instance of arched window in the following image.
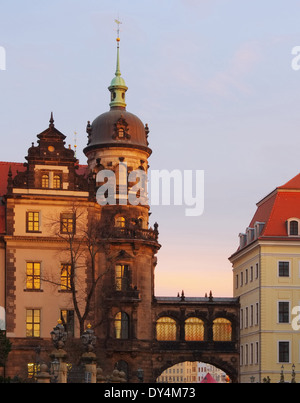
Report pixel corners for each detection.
[156,317,177,341]
[115,360,129,381]
[41,174,49,188]
[290,220,299,236]
[114,312,129,339]
[53,174,61,189]
[185,317,204,341]
[115,216,126,228]
[213,318,232,341]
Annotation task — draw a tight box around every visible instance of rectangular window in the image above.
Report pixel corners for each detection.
[61,264,72,291]
[278,341,290,363]
[278,301,290,323]
[61,213,76,234]
[61,309,74,337]
[26,262,41,290]
[255,263,259,279]
[279,261,290,277]
[256,302,259,325]
[26,212,40,232]
[115,264,130,291]
[26,309,40,338]
[250,266,253,282]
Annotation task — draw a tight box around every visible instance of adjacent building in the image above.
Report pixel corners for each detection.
[229,174,300,383]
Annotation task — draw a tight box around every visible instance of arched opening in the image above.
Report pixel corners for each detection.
[185,317,204,341]
[156,317,177,341]
[213,318,232,341]
[156,361,231,383]
[115,216,126,228]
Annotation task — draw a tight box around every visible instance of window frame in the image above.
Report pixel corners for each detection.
[278,261,290,278]
[60,263,72,291]
[60,213,76,235]
[26,309,41,338]
[26,262,41,291]
[278,340,291,363]
[278,301,290,324]
[26,211,40,233]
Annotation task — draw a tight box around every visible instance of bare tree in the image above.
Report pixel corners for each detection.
[45,204,108,336]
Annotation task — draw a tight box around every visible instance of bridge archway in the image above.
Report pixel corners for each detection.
[156,360,230,383]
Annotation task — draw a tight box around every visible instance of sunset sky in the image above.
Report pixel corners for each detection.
[1,0,300,297]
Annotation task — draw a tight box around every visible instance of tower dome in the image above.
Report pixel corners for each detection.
[84,34,151,157]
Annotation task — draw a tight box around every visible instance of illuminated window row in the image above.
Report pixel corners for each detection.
[25,262,73,291]
[156,317,232,342]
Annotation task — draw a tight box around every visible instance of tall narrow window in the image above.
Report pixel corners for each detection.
[61,309,74,337]
[26,309,40,338]
[41,174,49,188]
[26,212,40,232]
[53,174,61,189]
[278,302,290,323]
[114,312,129,339]
[115,264,130,291]
[278,341,290,363]
[26,262,41,290]
[61,264,72,291]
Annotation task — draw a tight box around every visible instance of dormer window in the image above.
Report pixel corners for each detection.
[287,218,300,236]
[290,220,298,235]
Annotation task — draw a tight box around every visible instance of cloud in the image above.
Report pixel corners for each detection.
[207,41,262,99]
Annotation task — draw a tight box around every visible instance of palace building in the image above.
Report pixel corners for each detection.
[229,174,300,383]
[0,32,239,382]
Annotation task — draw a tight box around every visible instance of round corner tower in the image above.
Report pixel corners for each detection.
[83,32,161,376]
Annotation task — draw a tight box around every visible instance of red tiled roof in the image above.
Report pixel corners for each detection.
[0,161,26,196]
[249,173,300,238]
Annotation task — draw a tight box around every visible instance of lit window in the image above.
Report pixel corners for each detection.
[115,264,130,291]
[61,309,74,336]
[114,312,129,339]
[27,363,40,379]
[61,264,72,291]
[53,175,61,189]
[26,309,40,338]
[26,212,40,232]
[156,317,177,341]
[26,262,41,290]
[41,174,49,188]
[213,318,232,341]
[115,216,126,228]
[61,214,75,234]
[185,317,204,341]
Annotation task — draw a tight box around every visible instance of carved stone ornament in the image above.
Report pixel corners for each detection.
[113,116,131,140]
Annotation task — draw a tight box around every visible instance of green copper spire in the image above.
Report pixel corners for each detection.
[109,20,128,109]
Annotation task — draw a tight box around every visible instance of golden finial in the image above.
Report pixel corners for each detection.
[74,131,77,157]
[87,323,92,329]
[115,19,122,43]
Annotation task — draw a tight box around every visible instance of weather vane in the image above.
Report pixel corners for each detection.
[115,18,122,44]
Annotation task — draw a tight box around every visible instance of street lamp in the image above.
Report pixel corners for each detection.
[137,368,144,383]
[291,364,296,384]
[50,358,60,383]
